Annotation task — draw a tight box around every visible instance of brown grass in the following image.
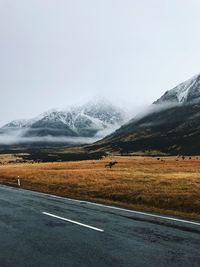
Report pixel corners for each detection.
[0,156,200,220]
[0,153,30,164]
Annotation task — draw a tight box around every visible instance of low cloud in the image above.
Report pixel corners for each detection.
[0,128,101,145]
[94,123,121,138]
[126,101,180,124]
[0,102,180,145]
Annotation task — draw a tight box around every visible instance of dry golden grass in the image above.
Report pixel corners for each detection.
[0,156,200,220]
[0,153,29,164]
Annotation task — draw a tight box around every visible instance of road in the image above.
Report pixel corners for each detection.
[0,185,200,267]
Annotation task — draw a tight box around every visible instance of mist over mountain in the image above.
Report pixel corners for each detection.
[0,99,127,145]
[2,73,200,155]
[87,74,200,155]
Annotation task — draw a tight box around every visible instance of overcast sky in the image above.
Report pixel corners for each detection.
[0,0,200,126]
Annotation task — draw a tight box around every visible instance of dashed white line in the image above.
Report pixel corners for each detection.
[42,212,104,232]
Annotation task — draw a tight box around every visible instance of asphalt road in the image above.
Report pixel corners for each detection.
[0,185,200,267]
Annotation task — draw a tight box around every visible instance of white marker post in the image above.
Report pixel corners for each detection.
[17,176,21,187]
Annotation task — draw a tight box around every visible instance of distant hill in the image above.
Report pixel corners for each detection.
[87,74,200,155]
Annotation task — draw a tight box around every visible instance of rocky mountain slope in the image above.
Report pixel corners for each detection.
[154,74,200,104]
[88,74,200,155]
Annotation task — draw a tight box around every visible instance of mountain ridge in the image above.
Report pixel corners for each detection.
[154,73,200,104]
[87,73,200,155]
[0,99,127,144]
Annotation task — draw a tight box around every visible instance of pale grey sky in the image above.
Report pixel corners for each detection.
[0,0,200,126]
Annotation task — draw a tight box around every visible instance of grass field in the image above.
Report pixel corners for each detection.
[0,156,200,220]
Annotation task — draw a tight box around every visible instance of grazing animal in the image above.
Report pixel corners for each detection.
[105,161,118,169]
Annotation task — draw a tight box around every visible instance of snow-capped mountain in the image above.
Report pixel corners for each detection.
[155,74,200,104]
[88,73,200,155]
[1,99,127,142]
[4,119,30,128]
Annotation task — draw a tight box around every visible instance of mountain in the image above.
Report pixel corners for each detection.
[0,99,127,144]
[87,74,200,155]
[154,74,200,104]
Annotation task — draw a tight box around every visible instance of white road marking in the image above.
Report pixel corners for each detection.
[42,212,104,232]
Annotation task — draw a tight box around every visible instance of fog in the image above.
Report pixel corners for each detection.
[0,129,99,145]
[0,98,191,145]
[0,123,121,145]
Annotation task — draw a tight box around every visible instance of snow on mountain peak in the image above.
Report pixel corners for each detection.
[2,99,127,140]
[3,119,29,128]
[155,73,200,104]
[174,74,199,102]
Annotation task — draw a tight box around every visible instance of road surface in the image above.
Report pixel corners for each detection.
[0,185,200,267]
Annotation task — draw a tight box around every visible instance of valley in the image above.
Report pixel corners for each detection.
[0,156,199,220]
